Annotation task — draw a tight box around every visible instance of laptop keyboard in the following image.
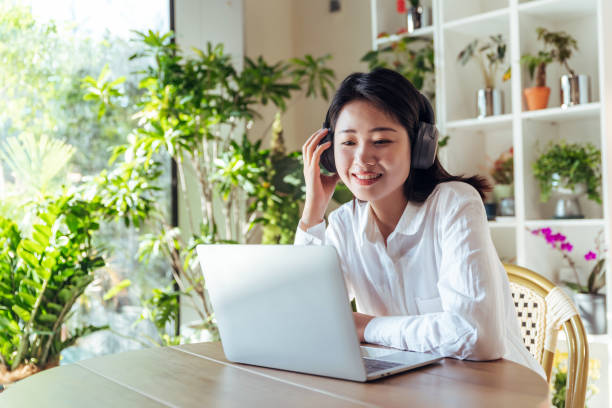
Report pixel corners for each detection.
[363,358,403,374]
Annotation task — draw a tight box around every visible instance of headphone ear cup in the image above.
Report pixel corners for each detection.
[318,130,336,173]
[411,122,439,169]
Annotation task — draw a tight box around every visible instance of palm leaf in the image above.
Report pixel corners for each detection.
[0,133,76,196]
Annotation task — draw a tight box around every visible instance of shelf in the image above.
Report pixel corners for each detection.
[519,0,597,20]
[524,219,605,228]
[445,114,512,132]
[489,217,517,228]
[443,8,509,36]
[521,102,600,122]
[375,26,434,46]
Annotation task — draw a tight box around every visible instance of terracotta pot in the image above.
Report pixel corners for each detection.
[523,86,550,110]
[0,357,59,385]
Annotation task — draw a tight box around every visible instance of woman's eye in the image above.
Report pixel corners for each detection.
[374,139,391,145]
[341,141,355,146]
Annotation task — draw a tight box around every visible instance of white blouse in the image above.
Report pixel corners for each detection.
[295,181,544,377]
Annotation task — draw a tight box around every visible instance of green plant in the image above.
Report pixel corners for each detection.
[0,194,112,373]
[89,30,335,341]
[1,3,175,362]
[532,141,601,203]
[535,27,578,77]
[521,27,578,88]
[437,134,450,149]
[361,35,434,97]
[490,147,513,185]
[134,286,183,347]
[457,34,508,89]
[258,114,306,244]
[521,52,553,88]
[0,133,76,199]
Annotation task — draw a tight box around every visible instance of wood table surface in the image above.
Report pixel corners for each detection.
[0,341,550,407]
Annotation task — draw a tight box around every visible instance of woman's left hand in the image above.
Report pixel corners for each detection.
[352,312,375,342]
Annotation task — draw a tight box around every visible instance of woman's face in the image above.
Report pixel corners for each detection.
[333,100,411,204]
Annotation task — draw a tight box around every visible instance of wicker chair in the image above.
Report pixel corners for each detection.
[504,263,589,408]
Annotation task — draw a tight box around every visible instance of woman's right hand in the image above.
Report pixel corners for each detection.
[300,128,339,230]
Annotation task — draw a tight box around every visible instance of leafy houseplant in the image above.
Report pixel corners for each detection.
[89,30,335,342]
[530,227,607,334]
[520,27,578,110]
[535,27,579,78]
[532,141,601,204]
[457,34,509,117]
[0,195,111,383]
[361,32,434,100]
[490,147,514,186]
[489,147,514,216]
[457,34,507,90]
[533,27,584,107]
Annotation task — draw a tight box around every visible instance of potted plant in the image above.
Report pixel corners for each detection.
[534,28,585,108]
[361,32,435,100]
[396,0,431,33]
[530,228,606,334]
[489,147,514,216]
[520,28,554,110]
[0,194,110,384]
[532,141,601,219]
[457,34,509,118]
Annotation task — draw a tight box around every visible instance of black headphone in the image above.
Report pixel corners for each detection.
[318,93,439,173]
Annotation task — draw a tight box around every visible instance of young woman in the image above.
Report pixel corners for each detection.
[295,68,543,376]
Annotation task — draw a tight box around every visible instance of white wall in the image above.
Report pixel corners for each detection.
[175,0,244,65]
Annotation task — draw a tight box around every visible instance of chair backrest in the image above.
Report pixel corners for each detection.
[504,263,589,408]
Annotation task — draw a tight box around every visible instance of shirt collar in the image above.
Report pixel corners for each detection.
[358,199,424,244]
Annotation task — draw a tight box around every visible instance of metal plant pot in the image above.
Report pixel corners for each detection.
[477,88,503,118]
[550,173,586,219]
[560,74,590,108]
[406,6,431,32]
[407,6,423,32]
[573,293,607,334]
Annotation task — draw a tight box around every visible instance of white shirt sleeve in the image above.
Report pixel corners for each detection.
[294,221,326,245]
[294,214,355,300]
[363,196,506,361]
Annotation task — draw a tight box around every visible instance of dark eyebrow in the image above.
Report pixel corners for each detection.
[338,127,398,134]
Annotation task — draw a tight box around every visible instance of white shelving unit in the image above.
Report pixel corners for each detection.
[371,0,611,406]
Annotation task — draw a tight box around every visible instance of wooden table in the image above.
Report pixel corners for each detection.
[1,342,550,407]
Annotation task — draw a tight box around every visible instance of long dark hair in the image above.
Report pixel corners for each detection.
[325,68,490,202]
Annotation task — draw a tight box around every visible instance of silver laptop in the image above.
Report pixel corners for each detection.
[196,244,443,382]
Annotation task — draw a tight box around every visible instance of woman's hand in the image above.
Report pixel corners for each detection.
[300,128,339,230]
[353,312,375,343]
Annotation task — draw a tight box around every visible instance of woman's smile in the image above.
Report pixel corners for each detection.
[352,172,383,185]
